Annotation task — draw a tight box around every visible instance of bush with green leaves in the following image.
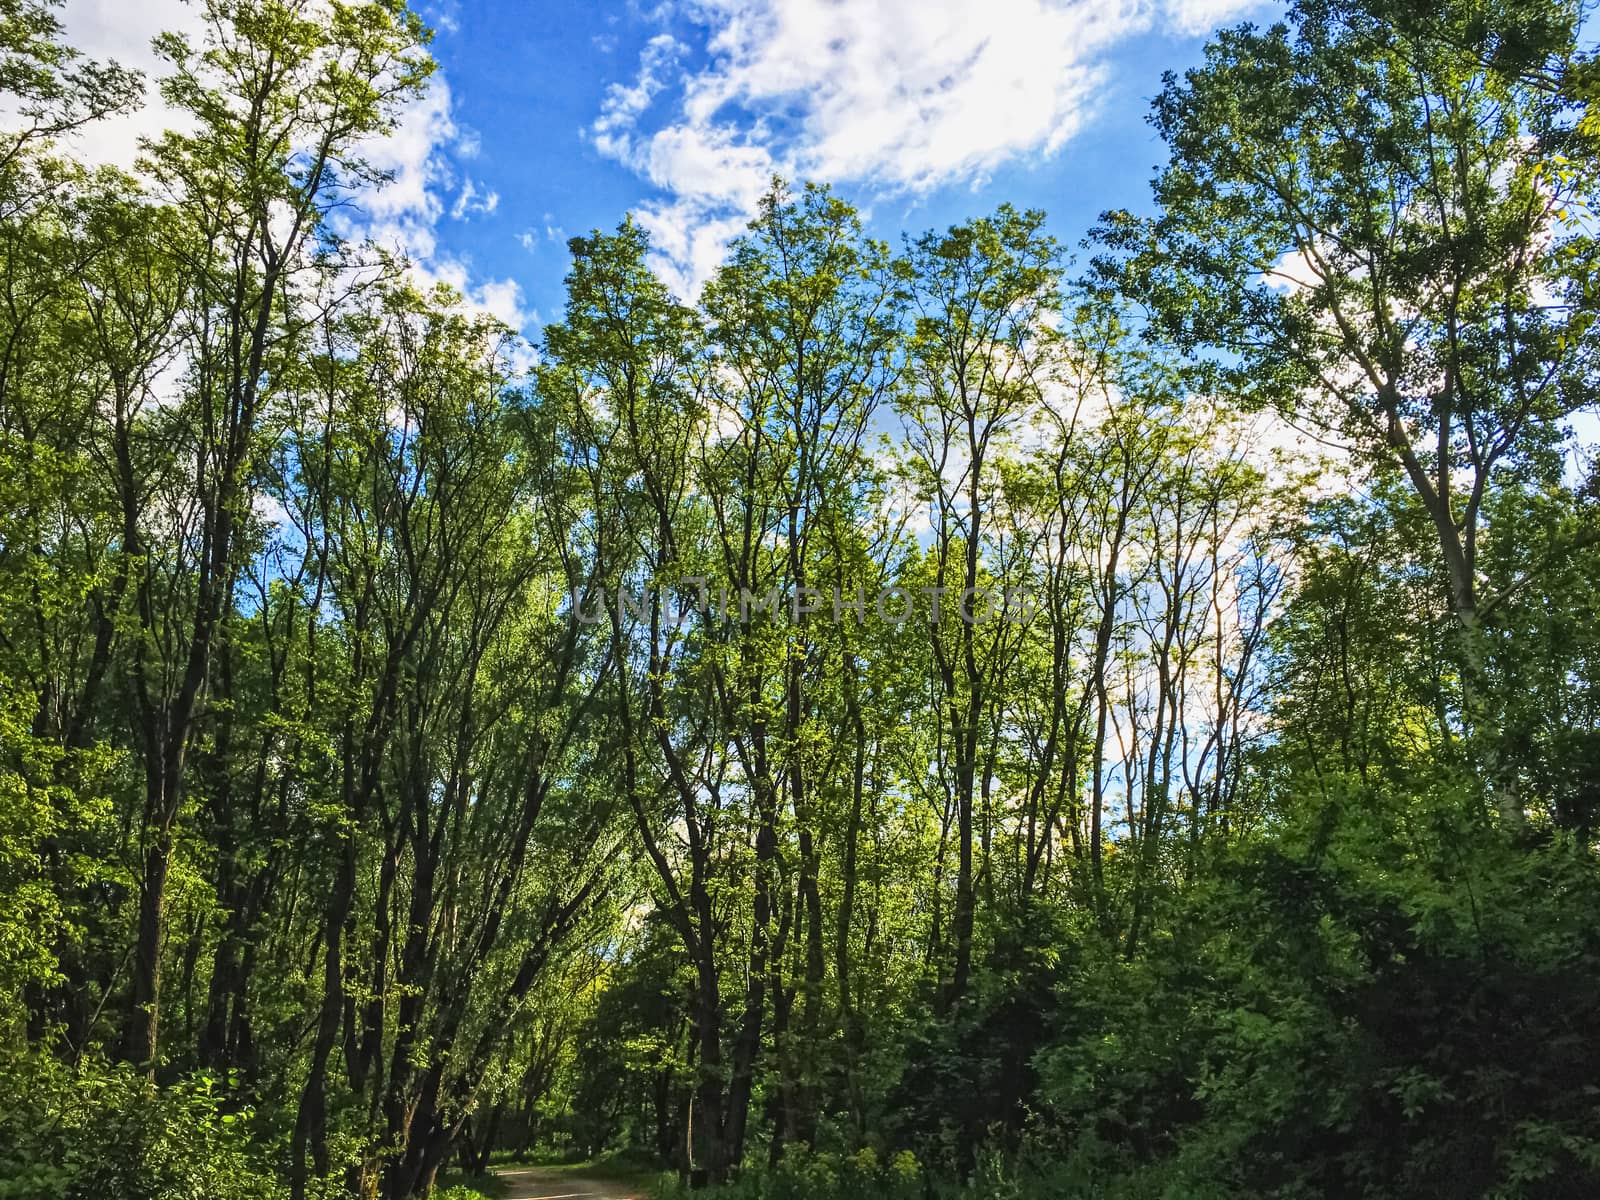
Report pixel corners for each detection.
[0,1052,280,1200]
[653,1146,921,1200]
[1033,789,1600,1200]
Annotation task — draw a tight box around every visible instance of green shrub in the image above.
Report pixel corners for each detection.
[654,1145,920,1200]
[0,1051,280,1200]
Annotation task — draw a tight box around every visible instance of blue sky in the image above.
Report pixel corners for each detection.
[46,0,1599,493]
[63,0,1277,331]
[425,0,1275,323]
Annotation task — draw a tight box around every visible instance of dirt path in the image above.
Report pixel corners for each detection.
[492,1164,651,1200]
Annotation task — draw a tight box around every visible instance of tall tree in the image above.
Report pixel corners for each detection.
[1095,0,1598,822]
[115,0,431,1069]
[899,205,1061,1005]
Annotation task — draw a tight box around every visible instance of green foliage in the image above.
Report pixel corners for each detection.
[0,692,115,1026]
[0,0,140,159]
[1,1,1598,1198]
[0,1052,279,1199]
[655,1146,921,1200]
[431,1187,498,1200]
[1033,787,1600,1199]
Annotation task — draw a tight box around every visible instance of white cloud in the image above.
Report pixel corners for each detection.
[252,490,292,532]
[517,217,568,256]
[334,77,532,346]
[593,33,684,156]
[450,176,500,219]
[594,0,1273,295]
[683,0,1138,189]
[349,79,461,260]
[47,2,533,346]
[634,201,752,299]
[427,2,462,36]
[53,0,203,167]
[406,253,538,362]
[1264,246,1323,294]
[1163,0,1268,38]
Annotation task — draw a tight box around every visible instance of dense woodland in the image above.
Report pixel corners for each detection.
[2,0,1599,1197]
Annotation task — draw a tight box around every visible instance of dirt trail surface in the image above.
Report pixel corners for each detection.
[492,1165,650,1200]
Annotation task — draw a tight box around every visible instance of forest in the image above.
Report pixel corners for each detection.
[1,0,1598,1197]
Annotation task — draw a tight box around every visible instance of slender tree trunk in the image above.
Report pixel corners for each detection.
[291,833,357,1200]
[122,816,173,1068]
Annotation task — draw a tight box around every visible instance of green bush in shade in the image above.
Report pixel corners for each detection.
[0,1052,280,1200]
[654,1147,921,1200]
